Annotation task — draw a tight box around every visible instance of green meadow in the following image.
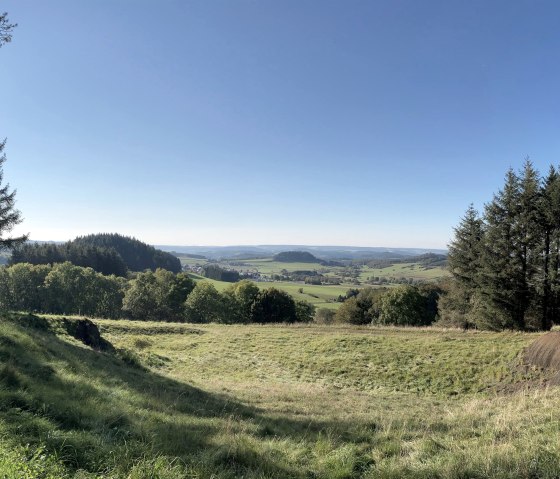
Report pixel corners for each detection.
[359,262,450,282]
[238,259,329,274]
[0,314,558,478]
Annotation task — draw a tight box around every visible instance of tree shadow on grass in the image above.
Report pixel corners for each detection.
[0,314,372,478]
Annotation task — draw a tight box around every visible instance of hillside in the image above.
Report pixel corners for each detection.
[273,251,321,263]
[11,234,181,275]
[0,314,558,478]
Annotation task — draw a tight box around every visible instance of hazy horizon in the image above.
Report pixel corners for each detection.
[3,1,560,249]
[28,236,448,252]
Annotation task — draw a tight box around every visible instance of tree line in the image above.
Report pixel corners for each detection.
[0,262,315,323]
[202,264,240,282]
[444,161,560,331]
[10,233,181,276]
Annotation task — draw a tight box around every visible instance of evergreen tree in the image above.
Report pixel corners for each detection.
[448,162,558,331]
[537,166,560,330]
[0,12,16,47]
[0,15,26,254]
[480,168,526,329]
[448,204,484,289]
[0,140,27,252]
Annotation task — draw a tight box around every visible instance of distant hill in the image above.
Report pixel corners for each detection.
[72,234,181,273]
[273,251,321,263]
[366,253,447,269]
[11,233,181,276]
[175,253,207,260]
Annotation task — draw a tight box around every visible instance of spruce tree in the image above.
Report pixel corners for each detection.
[448,204,484,289]
[446,205,484,326]
[0,16,26,251]
[480,168,525,329]
[538,166,560,330]
[514,161,542,328]
[0,140,27,251]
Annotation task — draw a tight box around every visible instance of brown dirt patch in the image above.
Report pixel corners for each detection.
[525,332,560,369]
[524,332,560,386]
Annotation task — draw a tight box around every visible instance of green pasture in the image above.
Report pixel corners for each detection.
[255,281,355,310]
[177,256,209,267]
[360,262,450,282]
[237,259,332,275]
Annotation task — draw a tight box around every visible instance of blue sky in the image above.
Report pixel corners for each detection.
[1,0,559,248]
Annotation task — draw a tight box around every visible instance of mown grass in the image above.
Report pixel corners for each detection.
[0,314,558,478]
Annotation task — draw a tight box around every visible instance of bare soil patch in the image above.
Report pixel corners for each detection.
[524,332,560,386]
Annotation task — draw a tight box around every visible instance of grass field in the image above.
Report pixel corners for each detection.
[238,259,330,275]
[0,314,558,478]
[360,263,450,282]
[253,281,354,310]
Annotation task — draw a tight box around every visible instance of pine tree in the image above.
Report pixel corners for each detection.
[446,205,484,326]
[0,140,27,251]
[537,166,560,330]
[0,12,17,47]
[480,168,525,329]
[514,161,542,328]
[448,204,484,289]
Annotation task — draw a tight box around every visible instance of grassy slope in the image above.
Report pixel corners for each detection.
[360,263,450,281]
[1,315,559,478]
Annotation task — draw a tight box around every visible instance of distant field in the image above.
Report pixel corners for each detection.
[177,256,209,267]
[254,281,356,310]
[187,274,354,309]
[235,259,331,275]
[186,258,450,311]
[360,262,450,281]
[183,256,448,311]
[2,315,558,478]
[179,256,449,283]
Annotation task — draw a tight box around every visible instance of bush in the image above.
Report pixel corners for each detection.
[334,287,383,325]
[315,308,335,324]
[295,300,316,323]
[250,288,297,323]
[376,285,434,326]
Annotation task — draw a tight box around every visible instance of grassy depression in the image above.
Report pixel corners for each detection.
[0,315,557,478]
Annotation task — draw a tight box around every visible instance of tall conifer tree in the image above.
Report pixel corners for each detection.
[479,169,525,329]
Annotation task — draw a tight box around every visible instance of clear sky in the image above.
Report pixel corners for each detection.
[1,0,559,248]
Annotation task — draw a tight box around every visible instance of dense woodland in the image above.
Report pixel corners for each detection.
[444,161,560,331]
[273,251,322,263]
[10,233,181,276]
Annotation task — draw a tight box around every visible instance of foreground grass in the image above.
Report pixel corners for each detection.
[0,315,558,478]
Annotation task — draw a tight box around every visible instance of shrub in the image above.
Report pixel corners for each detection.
[250,288,297,323]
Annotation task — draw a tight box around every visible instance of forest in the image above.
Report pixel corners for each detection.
[10,233,181,276]
[445,161,560,331]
